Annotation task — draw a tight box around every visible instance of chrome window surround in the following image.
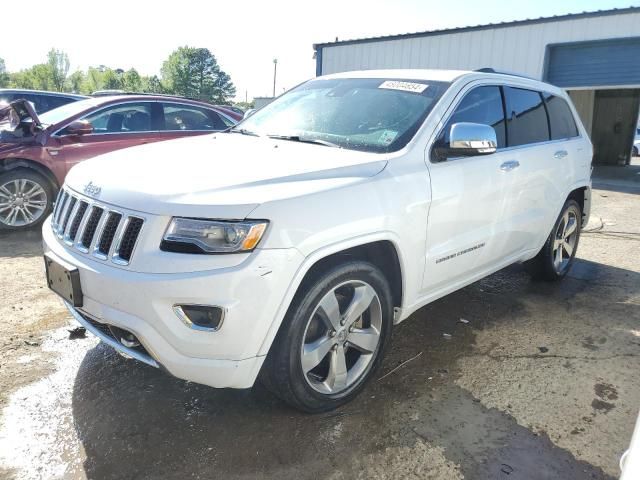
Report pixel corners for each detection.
[51,188,145,266]
[51,99,237,137]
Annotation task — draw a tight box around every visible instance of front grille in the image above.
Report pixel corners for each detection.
[60,197,77,232]
[67,201,88,242]
[51,187,144,266]
[117,218,144,261]
[97,212,122,256]
[81,207,104,249]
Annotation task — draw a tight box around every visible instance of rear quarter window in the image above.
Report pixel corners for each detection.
[544,94,579,140]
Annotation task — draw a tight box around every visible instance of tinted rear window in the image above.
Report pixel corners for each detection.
[544,94,579,139]
[505,87,549,147]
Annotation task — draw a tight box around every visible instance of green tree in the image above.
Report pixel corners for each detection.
[122,68,142,92]
[66,70,85,93]
[140,74,163,94]
[101,69,122,90]
[0,58,9,88]
[47,49,70,92]
[84,67,104,93]
[161,46,235,102]
[10,64,53,90]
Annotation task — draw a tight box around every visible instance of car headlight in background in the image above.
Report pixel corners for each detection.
[161,218,268,253]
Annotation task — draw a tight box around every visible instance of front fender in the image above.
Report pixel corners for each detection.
[256,231,406,356]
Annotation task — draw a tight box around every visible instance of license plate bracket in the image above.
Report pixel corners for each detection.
[44,254,83,307]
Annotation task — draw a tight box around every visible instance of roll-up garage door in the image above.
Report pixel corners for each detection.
[546,37,640,88]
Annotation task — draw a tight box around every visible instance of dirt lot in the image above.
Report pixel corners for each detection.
[0,167,638,480]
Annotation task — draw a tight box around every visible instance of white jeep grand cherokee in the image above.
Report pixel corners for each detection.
[43,69,592,412]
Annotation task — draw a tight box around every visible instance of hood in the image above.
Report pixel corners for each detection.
[65,133,389,218]
[0,100,41,130]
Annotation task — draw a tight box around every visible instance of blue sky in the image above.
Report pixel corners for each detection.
[2,0,637,100]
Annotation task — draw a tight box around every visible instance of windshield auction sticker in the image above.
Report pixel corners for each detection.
[379,80,428,94]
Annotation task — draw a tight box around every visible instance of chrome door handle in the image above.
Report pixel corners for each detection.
[554,150,568,159]
[500,160,520,171]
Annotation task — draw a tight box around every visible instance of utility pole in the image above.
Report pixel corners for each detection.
[272,58,278,98]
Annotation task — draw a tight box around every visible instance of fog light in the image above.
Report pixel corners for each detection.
[174,304,225,331]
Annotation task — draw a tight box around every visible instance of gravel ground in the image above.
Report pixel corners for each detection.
[0,167,638,480]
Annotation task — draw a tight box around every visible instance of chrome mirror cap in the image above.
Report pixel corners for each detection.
[449,122,498,154]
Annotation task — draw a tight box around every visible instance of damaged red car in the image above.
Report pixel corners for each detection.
[0,96,239,231]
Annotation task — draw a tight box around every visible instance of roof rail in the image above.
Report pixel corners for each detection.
[473,67,538,81]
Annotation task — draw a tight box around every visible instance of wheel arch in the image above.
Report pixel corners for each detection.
[256,234,405,357]
[567,184,590,226]
[0,158,60,193]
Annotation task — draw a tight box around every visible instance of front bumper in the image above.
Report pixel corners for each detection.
[43,216,304,389]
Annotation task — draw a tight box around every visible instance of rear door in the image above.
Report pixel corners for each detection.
[500,87,576,256]
[51,101,162,172]
[423,85,514,292]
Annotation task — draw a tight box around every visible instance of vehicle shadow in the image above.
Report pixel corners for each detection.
[70,259,636,479]
[0,228,43,258]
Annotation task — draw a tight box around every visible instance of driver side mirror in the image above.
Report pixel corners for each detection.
[65,120,93,136]
[433,122,497,161]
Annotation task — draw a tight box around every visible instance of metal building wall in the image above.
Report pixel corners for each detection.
[318,11,640,81]
[568,90,595,136]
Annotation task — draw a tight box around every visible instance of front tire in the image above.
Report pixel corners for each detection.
[525,199,582,281]
[261,261,393,413]
[0,169,54,231]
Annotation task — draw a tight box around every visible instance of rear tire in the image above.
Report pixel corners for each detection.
[0,168,54,231]
[260,261,393,413]
[525,199,582,281]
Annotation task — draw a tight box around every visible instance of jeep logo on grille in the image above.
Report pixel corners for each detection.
[83,181,102,197]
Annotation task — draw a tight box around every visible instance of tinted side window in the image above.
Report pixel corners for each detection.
[505,87,549,146]
[443,86,506,148]
[0,94,14,104]
[544,94,579,139]
[48,96,77,110]
[70,103,153,134]
[162,103,227,131]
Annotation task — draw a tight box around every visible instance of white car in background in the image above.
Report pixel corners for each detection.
[43,69,592,412]
[633,127,640,157]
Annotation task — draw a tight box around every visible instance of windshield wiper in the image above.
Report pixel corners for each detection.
[266,134,340,148]
[228,128,260,137]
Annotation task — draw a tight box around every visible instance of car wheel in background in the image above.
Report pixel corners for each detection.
[261,261,393,412]
[0,168,54,231]
[633,146,639,158]
[525,199,582,281]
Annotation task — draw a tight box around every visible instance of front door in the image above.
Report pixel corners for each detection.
[423,85,513,292]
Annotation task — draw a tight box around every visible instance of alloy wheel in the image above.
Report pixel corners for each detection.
[301,280,382,395]
[0,179,48,227]
[552,207,579,274]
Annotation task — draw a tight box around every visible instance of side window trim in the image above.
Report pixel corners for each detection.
[540,92,553,143]
[53,100,158,137]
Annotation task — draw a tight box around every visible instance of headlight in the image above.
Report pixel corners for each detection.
[161,218,268,253]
